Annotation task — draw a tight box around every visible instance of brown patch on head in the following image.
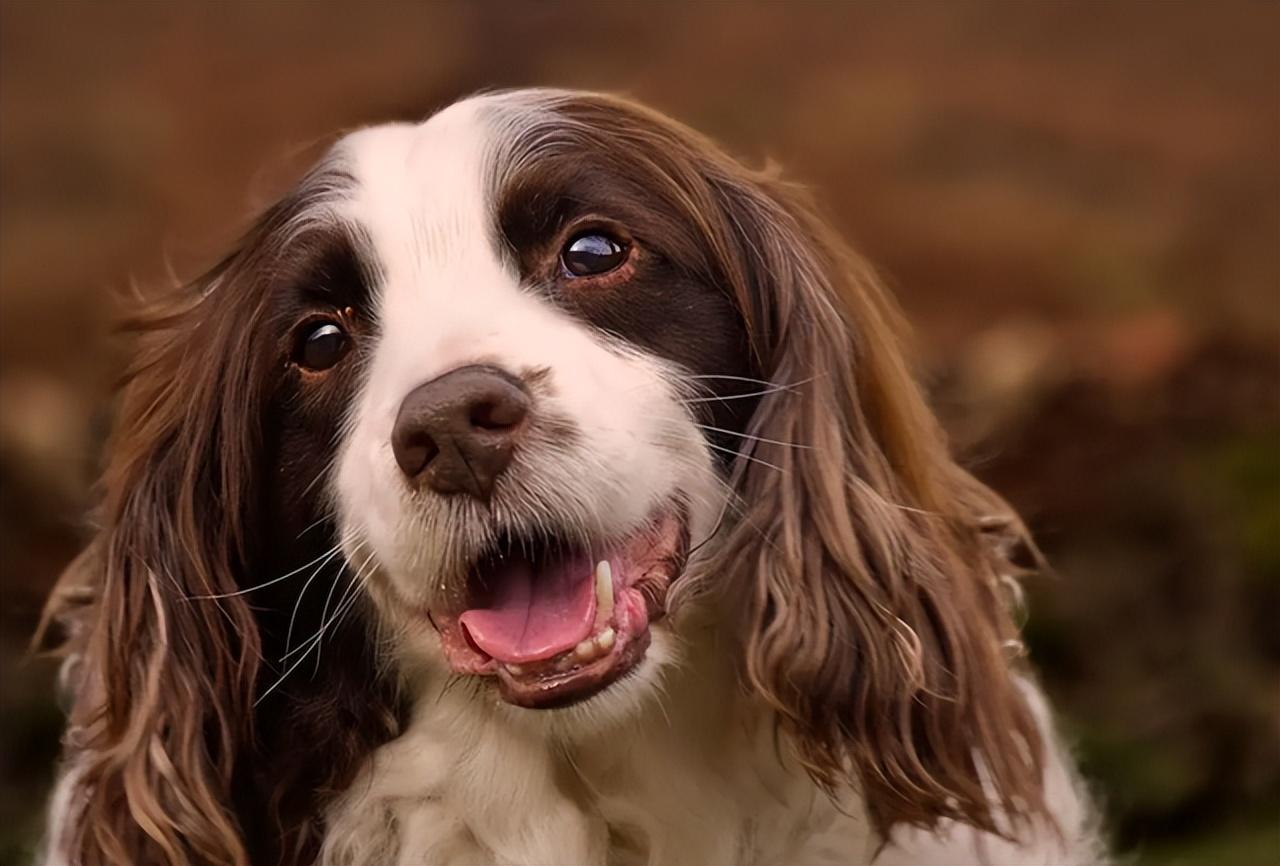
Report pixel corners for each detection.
[484,90,1051,841]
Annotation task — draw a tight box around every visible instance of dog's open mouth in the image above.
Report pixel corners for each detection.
[430,506,689,708]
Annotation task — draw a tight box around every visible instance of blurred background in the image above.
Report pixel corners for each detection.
[1,2,1276,863]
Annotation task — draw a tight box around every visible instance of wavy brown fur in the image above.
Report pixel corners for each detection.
[721,185,1047,839]
[40,175,402,866]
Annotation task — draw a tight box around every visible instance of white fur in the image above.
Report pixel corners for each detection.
[37,755,84,866]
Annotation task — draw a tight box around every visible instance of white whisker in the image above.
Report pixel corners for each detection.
[703,439,785,473]
[299,454,338,501]
[681,379,811,404]
[296,515,330,540]
[284,541,359,659]
[259,550,376,704]
[693,422,815,451]
[186,541,343,600]
[682,374,783,387]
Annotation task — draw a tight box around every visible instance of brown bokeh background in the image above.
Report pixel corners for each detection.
[1,3,1277,863]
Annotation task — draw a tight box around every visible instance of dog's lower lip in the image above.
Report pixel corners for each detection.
[493,628,652,708]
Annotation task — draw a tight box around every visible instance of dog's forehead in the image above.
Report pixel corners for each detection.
[333,98,497,254]
[332,91,580,222]
[327,90,607,284]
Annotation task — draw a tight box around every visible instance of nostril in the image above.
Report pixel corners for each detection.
[469,398,526,431]
[394,431,439,478]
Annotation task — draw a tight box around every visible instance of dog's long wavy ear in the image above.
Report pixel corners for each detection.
[48,230,289,866]
[713,170,1049,840]
[33,543,101,710]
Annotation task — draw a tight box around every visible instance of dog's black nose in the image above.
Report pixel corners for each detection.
[391,365,530,501]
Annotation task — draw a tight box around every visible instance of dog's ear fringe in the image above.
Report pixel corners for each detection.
[32,543,100,659]
[44,166,397,866]
[51,276,263,866]
[711,168,1056,844]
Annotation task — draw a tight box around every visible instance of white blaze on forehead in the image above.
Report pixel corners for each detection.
[331,96,569,424]
[338,101,492,266]
[335,100,503,400]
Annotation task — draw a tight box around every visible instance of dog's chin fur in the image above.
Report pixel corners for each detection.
[323,613,1099,866]
[37,87,1106,866]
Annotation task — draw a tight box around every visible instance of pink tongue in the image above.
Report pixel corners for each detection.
[458,555,596,664]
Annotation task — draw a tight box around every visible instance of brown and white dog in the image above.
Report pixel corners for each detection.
[38,89,1104,865]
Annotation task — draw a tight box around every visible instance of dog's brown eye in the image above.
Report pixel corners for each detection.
[297,321,349,371]
[561,232,628,277]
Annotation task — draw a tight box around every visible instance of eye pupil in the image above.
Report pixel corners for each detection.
[562,232,627,277]
[299,322,348,371]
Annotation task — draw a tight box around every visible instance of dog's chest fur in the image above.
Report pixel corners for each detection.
[316,653,1092,866]
[319,636,871,866]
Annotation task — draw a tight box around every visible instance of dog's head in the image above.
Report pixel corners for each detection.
[45,89,1048,865]
[330,95,753,711]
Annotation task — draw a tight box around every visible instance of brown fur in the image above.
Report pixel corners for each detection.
[721,180,1047,839]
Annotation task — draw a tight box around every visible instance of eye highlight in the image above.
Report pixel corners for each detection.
[561,231,629,277]
[296,320,350,372]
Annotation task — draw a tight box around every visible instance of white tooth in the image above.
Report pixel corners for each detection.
[505,664,524,676]
[596,627,616,651]
[575,639,596,661]
[595,560,614,623]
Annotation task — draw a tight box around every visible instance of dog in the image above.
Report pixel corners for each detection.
[38,88,1103,866]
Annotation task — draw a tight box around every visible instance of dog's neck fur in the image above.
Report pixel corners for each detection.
[320,606,1097,866]
[320,613,872,866]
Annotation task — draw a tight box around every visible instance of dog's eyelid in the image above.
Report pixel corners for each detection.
[559,213,633,240]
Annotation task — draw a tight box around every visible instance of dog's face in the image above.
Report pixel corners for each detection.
[323,94,755,708]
